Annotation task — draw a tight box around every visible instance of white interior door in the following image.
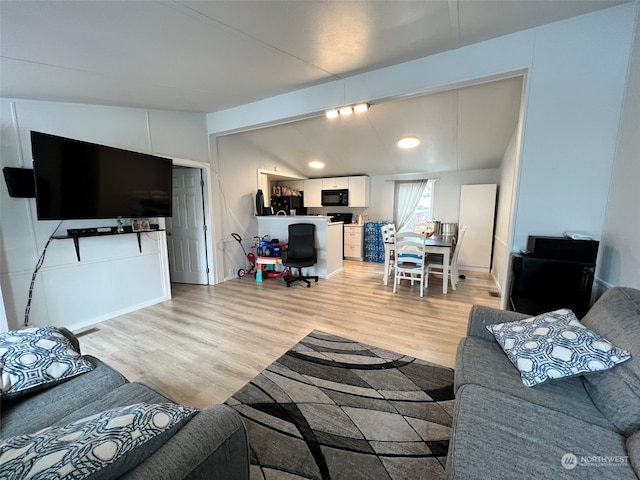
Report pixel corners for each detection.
[458,184,497,271]
[166,167,208,284]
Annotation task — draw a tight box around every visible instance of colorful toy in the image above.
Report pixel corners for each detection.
[231,233,257,277]
[257,238,284,257]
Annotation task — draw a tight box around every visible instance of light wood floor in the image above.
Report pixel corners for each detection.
[75,260,501,409]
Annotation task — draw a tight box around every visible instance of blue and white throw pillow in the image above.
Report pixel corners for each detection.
[487,309,631,387]
[0,326,95,399]
[0,402,199,480]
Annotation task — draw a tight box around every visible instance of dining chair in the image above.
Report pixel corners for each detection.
[393,231,428,297]
[381,223,396,281]
[425,226,467,291]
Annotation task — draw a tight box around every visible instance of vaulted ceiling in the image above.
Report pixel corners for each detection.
[1,1,627,177]
[218,76,524,177]
[0,1,625,114]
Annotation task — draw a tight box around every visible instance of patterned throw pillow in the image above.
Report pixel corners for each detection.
[0,326,95,399]
[0,402,199,480]
[381,223,396,243]
[487,309,631,387]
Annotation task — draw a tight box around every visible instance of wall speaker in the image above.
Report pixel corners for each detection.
[3,167,36,198]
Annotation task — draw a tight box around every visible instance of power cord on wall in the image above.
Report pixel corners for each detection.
[24,220,63,327]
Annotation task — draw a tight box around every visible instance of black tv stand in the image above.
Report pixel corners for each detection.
[53,226,164,261]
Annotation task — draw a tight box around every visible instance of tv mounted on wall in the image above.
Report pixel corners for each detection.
[31,131,172,220]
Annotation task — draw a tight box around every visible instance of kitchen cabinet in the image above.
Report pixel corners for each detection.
[348,176,370,207]
[457,184,497,272]
[303,179,322,207]
[322,177,349,190]
[344,224,364,260]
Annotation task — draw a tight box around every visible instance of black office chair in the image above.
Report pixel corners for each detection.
[282,223,319,288]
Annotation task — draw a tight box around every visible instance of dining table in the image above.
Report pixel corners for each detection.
[383,234,457,294]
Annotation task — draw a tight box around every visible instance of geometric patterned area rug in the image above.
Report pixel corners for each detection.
[224,330,455,479]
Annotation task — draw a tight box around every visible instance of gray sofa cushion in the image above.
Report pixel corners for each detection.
[122,404,250,480]
[454,336,615,430]
[466,305,530,341]
[54,381,174,427]
[446,383,636,480]
[0,355,127,439]
[580,287,640,436]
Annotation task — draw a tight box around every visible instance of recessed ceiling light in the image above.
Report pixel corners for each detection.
[398,136,420,149]
[339,106,353,116]
[309,161,325,169]
[325,109,339,119]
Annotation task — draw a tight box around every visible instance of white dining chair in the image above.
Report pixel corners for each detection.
[393,231,428,297]
[425,226,467,291]
[381,223,396,282]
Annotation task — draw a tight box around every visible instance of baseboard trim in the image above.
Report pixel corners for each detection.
[67,294,170,333]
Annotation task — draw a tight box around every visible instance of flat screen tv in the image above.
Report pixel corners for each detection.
[31,131,172,220]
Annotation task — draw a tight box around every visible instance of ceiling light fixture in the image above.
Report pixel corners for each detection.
[309,161,325,169]
[325,109,339,119]
[398,136,420,149]
[353,103,370,113]
[325,102,370,119]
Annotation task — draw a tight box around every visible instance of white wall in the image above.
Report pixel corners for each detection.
[492,129,520,296]
[208,4,637,298]
[596,12,640,292]
[0,99,209,331]
[367,169,499,223]
[213,133,306,280]
[0,284,7,332]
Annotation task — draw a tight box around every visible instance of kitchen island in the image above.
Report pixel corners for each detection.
[256,216,343,279]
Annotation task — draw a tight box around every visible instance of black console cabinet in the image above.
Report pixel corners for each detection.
[509,236,599,319]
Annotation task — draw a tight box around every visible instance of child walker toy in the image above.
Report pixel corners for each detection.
[231,233,257,277]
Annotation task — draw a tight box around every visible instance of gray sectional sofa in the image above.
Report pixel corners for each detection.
[1,328,250,480]
[446,286,640,479]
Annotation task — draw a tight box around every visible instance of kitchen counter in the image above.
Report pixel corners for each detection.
[256,216,343,278]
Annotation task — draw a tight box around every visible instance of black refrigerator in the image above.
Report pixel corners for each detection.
[509,236,599,319]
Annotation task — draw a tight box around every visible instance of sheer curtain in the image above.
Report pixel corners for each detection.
[394,180,428,231]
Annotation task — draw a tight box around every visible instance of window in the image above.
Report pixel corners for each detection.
[394,180,434,231]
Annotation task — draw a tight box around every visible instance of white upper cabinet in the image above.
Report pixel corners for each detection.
[322,177,349,190]
[348,176,370,207]
[288,180,304,191]
[303,179,323,207]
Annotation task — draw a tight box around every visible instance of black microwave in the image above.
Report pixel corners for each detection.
[321,189,349,206]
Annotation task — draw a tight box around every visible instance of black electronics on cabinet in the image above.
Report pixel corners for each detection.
[526,236,599,263]
[270,194,306,215]
[509,236,599,319]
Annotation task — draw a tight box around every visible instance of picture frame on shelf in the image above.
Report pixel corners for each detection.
[132,219,151,232]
